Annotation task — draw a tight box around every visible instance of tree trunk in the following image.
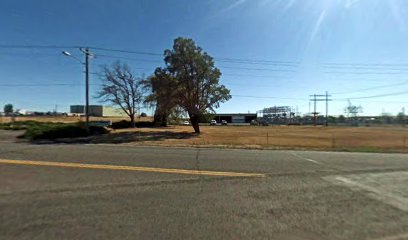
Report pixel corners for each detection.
[189,113,200,134]
[130,114,136,128]
[154,111,168,127]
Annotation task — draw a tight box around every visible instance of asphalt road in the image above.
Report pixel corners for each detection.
[0,131,408,239]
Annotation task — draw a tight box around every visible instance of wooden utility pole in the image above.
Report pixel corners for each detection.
[309,92,332,126]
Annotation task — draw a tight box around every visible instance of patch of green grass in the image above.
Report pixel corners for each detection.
[333,146,406,153]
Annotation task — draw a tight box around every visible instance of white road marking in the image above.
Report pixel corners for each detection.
[324,171,408,212]
[290,152,323,165]
[369,233,408,240]
[304,158,322,164]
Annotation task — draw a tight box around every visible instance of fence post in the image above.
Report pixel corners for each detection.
[267,132,269,145]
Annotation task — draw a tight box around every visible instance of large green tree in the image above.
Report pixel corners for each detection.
[150,37,231,133]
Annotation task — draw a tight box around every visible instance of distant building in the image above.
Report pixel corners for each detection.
[257,106,298,124]
[70,105,128,117]
[213,113,257,123]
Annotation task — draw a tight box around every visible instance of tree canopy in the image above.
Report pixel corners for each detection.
[149,37,231,133]
[3,104,13,116]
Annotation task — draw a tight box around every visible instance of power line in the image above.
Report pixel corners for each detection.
[220,66,297,72]
[0,83,99,87]
[231,95,306,100]
[323,66,408,71]
[216,57,299,65]
[216,59,299,67]
[332,80,408,95]
[0,44,300,67]
[93,52,298,73]
[334,90,408,100]
[333,99,408,104]
[324,63,408,67]
[95,54,162,63]
[309,92,332,126]
[325,71,408,75]
[222,73,293,78]
[90,46,162,56]
[93,47,301,66]
[0,45,81,49]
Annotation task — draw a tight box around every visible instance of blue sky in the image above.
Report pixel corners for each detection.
[1,0,408,116]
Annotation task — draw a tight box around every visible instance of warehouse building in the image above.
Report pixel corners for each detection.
[70,105,128,117]
[213,113,257,123]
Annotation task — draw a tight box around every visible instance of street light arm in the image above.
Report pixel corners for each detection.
[62,51,84,64]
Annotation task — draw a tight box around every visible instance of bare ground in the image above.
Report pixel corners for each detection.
[89,125,408,153]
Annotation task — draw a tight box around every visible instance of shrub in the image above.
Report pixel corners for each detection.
[111,120,131,129]
[111,120,155,129]
[21,124,109,140]
[136,121,155,128]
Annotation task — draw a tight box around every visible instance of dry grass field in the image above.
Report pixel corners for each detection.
[104,125,408,152]
[2,116,407,152]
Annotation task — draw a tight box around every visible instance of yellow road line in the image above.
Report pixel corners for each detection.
[0,159,266,177]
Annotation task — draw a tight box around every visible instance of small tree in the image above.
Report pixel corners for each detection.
[396,112,406,126]
[338,115,346,123]
[3,104,13,116]
[98,62,145,128]
[151,37,231,133]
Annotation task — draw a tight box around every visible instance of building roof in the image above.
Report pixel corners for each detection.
[214,113,257,116]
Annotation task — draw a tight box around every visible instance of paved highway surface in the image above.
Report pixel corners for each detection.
[0,131,407,239]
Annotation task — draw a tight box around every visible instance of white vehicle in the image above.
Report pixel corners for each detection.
[210,120,217,125]
[182,121,190,125]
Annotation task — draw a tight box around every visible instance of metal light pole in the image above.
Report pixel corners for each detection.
[325,91,329,127]
[62,48,92,135]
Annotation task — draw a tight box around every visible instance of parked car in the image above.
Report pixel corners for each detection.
[221,120,228,125]
[210,120,217,125]
[182,121,190,125]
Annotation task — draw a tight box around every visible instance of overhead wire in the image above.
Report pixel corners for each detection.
[0,44,300,67]
[334,90,408,100]
[231,95,307,101]
[1,44,408,107]
[331,80,408,95]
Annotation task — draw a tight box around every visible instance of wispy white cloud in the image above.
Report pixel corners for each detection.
[388,0,406,32]
[344,0,360,8]
[221,0,247,13]
[259,0,272,7]
[282,0,296,13]
[309,8,327,44]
